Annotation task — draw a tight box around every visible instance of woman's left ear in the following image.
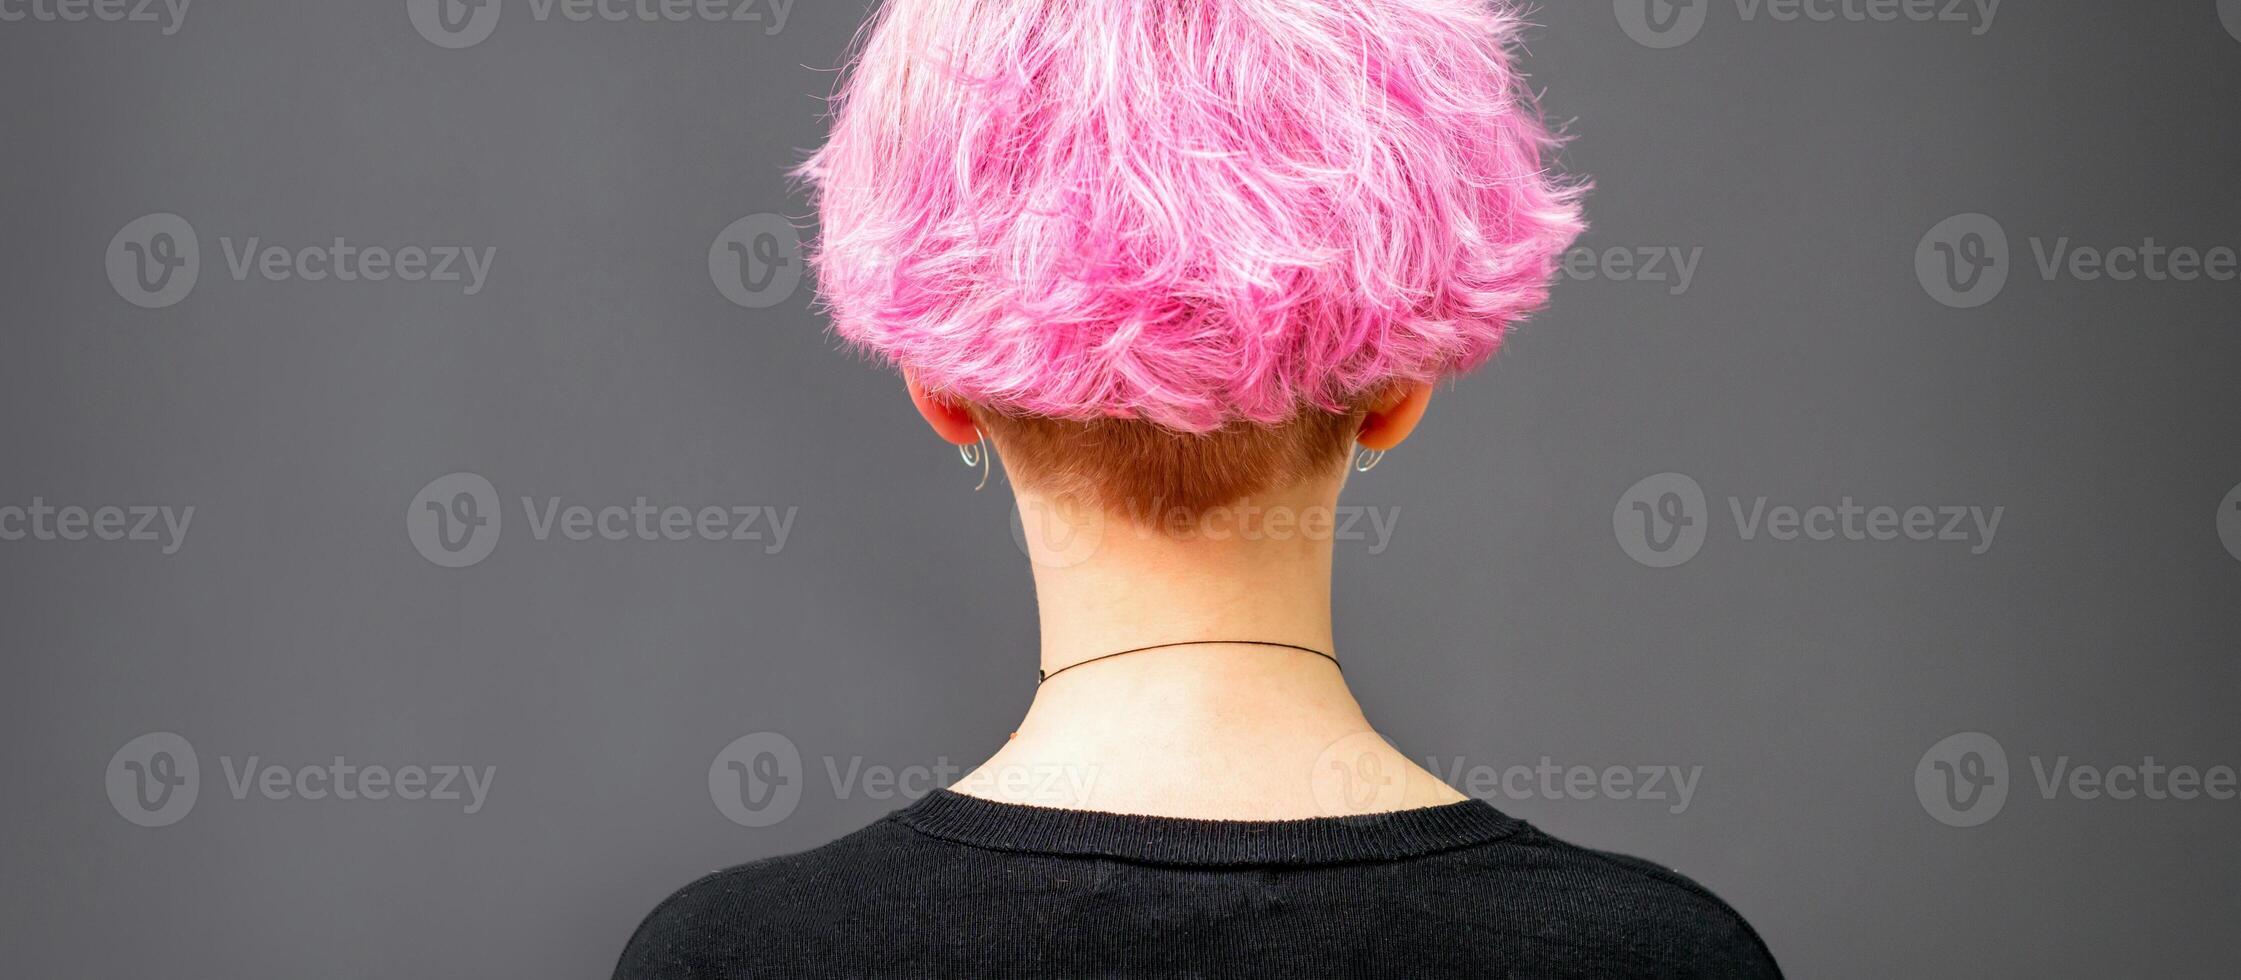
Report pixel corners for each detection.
[905,373,984,446]
[1355,381,1435,451]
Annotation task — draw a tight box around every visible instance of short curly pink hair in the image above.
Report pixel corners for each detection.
[800,0,1584,434]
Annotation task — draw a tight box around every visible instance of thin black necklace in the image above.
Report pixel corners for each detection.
[1038,640,1340,683]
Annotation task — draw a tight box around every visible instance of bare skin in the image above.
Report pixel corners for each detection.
[909,378,1466,820]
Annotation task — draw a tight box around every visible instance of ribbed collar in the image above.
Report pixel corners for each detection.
[893,790,1522,868]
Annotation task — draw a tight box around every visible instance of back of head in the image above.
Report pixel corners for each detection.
[800,0,1584,513]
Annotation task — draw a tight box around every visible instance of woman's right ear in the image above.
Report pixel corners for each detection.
[905,373,984,446]
[1356,380,1435,452]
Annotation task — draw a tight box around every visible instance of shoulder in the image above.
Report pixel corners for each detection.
[609,862,784,980]
[1443,823,1782,978]
[611,818,921,980]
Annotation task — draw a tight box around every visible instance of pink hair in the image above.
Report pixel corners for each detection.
[798,0,1585,433]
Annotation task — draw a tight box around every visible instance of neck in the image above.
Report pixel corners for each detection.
[953,477,1463,820]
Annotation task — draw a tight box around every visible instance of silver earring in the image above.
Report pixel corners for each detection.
[1352,446,1387,473]
[959,428,991,490]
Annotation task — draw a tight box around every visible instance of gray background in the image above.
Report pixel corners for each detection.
[4,1,2239,977]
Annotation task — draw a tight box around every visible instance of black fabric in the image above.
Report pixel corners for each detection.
[615,790,1781,978]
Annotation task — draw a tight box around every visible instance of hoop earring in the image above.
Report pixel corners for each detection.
[1352,446,1387,473]
[959,428,992,491]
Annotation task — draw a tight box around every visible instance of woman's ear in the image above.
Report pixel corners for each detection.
[905,373,984,446]
[1355,380,1435,451]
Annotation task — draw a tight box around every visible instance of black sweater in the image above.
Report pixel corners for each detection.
[615,790,1780,978]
